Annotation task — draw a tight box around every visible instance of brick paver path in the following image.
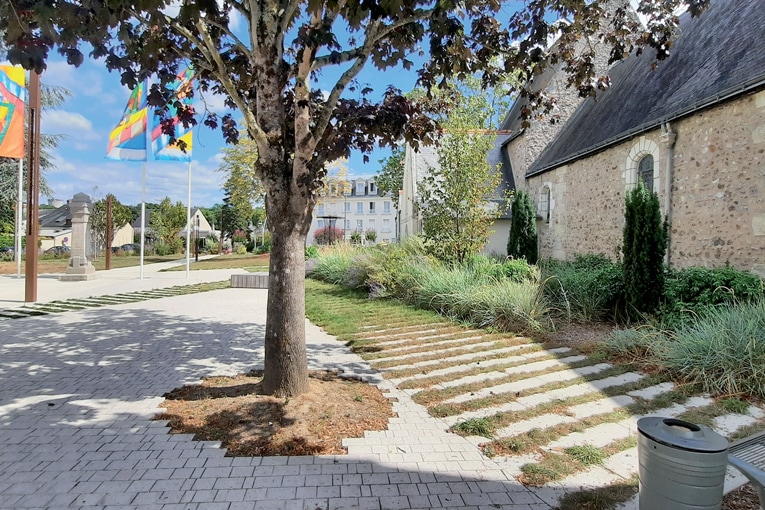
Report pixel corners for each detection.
[0,288,547,509]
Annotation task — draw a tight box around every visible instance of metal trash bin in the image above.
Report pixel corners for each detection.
[638,417,729,510]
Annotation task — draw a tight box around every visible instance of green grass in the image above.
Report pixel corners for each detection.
[554,476,639,510]
[162,252,270,271]
[565,445,607,466]
[450,418,494,438]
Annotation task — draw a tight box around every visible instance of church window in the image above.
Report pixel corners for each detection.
[638,155,654,191]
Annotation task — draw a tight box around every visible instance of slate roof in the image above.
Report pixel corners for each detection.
[526,0,765,177]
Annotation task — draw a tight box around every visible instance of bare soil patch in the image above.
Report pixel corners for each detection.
[156,370,395,456]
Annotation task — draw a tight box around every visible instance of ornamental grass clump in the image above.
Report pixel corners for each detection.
[662,300,765,399]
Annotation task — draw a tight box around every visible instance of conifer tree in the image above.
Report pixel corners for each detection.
[507,190,538,264]
[622,183,667,315]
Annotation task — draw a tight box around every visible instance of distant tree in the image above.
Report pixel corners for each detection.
[507,190,538,264]
[90,194,134,252]
[149,197,187,253]
[623,183,667,316]
[221,189,252,240]
[4,0,711,396]
[419,80,508,265]
[376,148,405,209]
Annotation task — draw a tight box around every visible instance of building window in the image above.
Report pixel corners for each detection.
[369,202,376,213]
[345,202,350,212]
[356,219,363,230]
[382,218,391,232]
[638,155,654,191]
[356,182,365,195]
[536,184,553,224]
[344,220,350,230]
[317,204,324,215]
[625,137,660,192]
[368,219,375,230]
[383,201,391,214]
[356,202,363,214]
[369,182,376,193]
[317,219,325,229]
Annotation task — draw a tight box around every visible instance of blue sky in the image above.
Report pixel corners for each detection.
[36,51,421,209]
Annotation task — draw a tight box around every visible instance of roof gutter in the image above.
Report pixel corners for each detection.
[525,75,765,178]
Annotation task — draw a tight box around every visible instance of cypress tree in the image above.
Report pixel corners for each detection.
[622,183,668,315]
[507,189,538,264]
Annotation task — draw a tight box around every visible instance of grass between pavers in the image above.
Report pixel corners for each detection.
[519,437,637,486]
[303,279,765,508]
[447,373,669,435]
[387,343,544,382]
[411,356,607,407]
[553,475,639,510]
[3,280,232,320]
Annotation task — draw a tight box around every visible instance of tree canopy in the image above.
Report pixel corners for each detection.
[1,0,712,396]
[90,194,135,252]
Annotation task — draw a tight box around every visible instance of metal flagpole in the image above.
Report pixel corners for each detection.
[185,161,191,278]
[140,162,146,279]
[15,159,23,278]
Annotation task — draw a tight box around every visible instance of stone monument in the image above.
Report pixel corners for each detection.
[60,193,96,281]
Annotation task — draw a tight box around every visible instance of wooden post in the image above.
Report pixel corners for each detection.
[24,70,41,303]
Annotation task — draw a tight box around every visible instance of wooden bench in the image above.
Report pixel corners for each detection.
[728,430,765,510]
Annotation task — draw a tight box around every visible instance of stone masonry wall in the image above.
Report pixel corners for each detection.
[524,88,765,273]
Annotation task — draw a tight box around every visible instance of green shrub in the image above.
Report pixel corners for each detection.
[602,327,667,362]
[543,255,624,322]
[305,245,319,259]
[466,254,537,283]
[660,266,764,328]
[0,233,14,249]
[155,243,174,256]
[507,189,538,264]
[623,184,667,316]
[236,244,247,255]
[307,245,357,286]
[662,300,765,398]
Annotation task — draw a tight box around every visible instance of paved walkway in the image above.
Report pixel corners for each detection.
[0,262,548,509]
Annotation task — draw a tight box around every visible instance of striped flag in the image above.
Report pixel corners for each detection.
[106,81,148,161]
[0,65,26,159]
[152,67,194,161]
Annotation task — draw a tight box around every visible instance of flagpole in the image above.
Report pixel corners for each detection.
[140,162,146,279]
[15,158,23,278]
[185,162,191,278]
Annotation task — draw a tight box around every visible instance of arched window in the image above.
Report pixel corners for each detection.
[537,184,552,223]
[638,155,654,191]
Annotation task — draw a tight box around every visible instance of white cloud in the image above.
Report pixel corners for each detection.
[196,91,230,115]
[44,60,112,100]
[42,110,100,141]
[46,155,224,207]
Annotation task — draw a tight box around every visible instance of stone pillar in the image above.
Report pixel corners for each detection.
[61,192,96,281]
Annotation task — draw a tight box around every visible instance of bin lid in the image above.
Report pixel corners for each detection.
[637,417,728,453]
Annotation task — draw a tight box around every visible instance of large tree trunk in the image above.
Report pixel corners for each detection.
[261,219,310,396]
[259,153,313,397]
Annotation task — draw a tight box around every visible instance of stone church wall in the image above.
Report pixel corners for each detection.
[524,88,765,273]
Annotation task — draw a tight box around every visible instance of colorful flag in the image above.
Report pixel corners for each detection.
[106,81,148,161]
[152,67,194,161]
[0,65,27,159]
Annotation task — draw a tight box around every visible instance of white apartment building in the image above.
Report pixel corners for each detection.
[308,177,397,246]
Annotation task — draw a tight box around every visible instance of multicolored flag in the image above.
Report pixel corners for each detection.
[0,65,27,159]
[106,81,148,161]
[152,67,194,161]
